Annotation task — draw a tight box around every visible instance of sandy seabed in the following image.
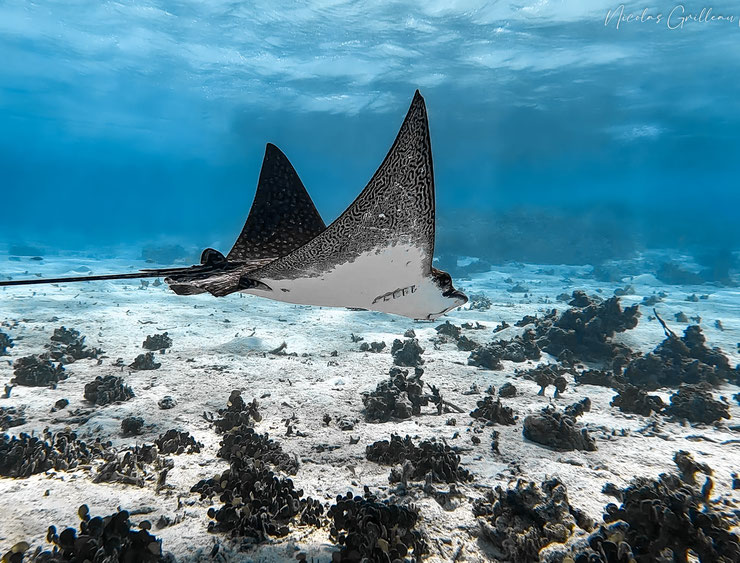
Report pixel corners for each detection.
[1,252,739,562]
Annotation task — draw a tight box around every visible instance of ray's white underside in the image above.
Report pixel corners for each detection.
[243,244,463,320]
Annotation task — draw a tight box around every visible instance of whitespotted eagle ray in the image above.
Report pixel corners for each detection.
[1,91,467,320]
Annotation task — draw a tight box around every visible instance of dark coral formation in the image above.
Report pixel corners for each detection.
[435,320,461,339]
[361,367,446,422]
[84,375,134,405]
[0,429,107,478]
[359,341,386,353]
[468,293,493,311]
[624,323,739,389]
[473,478,593,562]
[610,384,665,416]
[11,355,67,387]
[154,429,202,455]
[140,243,193,264]
[534,292,640,364]
[0,330,14,356]
[467,345,503,370]
[46,326,102,363]
[27,505,171,562]
[456,335,479,351]
[575,369,621,388]
[468,329,541,370]
[523,399,596,451]
[518,363,574,397]
[470,396,517,425]
[129,352,161,370]
[366,434,471,484]
[431,318,482,351]
[328,487,427,562]
[564,398,592,419]
[52,399,69,412]
[665,384,730,424]
[143,332,172,351]
[498,382,517,398]
[391,338,424,367]
[656,261,705,285]
[0,406,25,431]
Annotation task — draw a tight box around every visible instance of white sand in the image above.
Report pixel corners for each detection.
[1,252,739,562]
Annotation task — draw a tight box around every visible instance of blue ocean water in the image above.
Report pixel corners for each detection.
[1,1,739,260]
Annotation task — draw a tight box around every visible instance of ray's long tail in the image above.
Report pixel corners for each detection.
[0,266,203,287]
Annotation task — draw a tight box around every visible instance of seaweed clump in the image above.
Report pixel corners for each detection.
[610,384,665,417]
[366,434,471,484]
[328,487,427,562]
[11,355,66,387]
[665,384,730,424]
[0,406,26,431]
[0,429,106,478]
[143,332,172,351]
[46,326,102,363]
[624,321,739,389]
[158,396,176,410]
[0,330,14,356]
[207,389,262,433]
[154,429,202,455]
[544,520,636,563]
[83,375,134,405]
[548,454,739,563]
[129,352,161,371]
[218,426,298,476]
[201,390,296,474]
[191,461,323,542]
[473,478,593,562]
[94,444,172,487]
[673,450,712,485]
[362,367,439,422]
[470,396,517,425]
[30,505,172,562]
[601,473,740,562]
[523,398,596,451]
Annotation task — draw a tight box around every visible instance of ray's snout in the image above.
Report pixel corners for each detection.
[444,287,468,305]
[432,267,467,308]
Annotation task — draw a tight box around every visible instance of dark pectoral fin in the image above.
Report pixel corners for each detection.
[200,248,227,266]
[227,143,326,262]
[249,90,437,282]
